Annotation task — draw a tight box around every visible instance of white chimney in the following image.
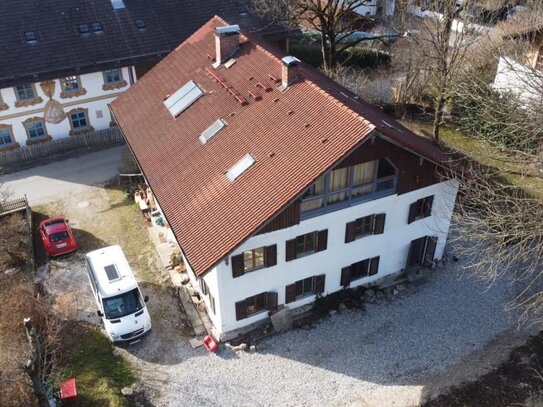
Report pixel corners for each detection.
[214,25,240,67]
[280,56,301,91]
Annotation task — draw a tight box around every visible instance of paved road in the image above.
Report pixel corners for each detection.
[0,146,124,206]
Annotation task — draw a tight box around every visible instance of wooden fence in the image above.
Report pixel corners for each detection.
[0,127,124,170]
[0,196,29,216]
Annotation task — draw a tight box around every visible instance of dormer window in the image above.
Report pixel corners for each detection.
[24,31,37,44]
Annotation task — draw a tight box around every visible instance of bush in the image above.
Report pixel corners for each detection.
[290,43,391,69]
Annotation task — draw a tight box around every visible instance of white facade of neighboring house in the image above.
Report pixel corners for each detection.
[0,67,135,150]
[184,177,458,340]
[351,0,395,17]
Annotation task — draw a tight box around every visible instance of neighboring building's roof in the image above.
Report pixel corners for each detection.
[499,18,543,39]
[0,0,288,88]
[111,16,451,277]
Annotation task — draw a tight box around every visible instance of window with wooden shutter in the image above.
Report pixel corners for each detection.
[408,196,434,224]
[285,283,297,304]
[423,236,438,267]
[340,266,351,287]
[407,235,438,268]
[315,274,325,294]
[369,256,380,276]
[285,238,296,261]
[235,300,247,320]
[373,214,386,234]
[345,221,356,243]
[423,196,434,217]
[231,254,244,278]
[408,201,418,224]
[317,229,328,252]
[266,292,278,311]
[265,245,277,267]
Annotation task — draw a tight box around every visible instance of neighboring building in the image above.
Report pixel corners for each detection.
[111,17,459,341]
[493,22,543,105]
[0,0,288,152]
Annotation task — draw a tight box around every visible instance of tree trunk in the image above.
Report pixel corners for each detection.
[432,94,446,142]
[23,318,50,407]
[320,33,331,71]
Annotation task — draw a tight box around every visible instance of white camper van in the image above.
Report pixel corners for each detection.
[85,245,151,344]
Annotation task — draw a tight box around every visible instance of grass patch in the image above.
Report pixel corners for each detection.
[290,43,391,69]
[62,322,135,407]
[399,119,543,200]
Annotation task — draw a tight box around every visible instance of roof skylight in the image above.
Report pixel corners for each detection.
[199,119,226,144]
[78,24,90,37]
[91,22,103,34]
[135,19,146,31]
[226,154,255,182]
[24,31,37,44]
[164,80,204,117]
[111,0,126,10]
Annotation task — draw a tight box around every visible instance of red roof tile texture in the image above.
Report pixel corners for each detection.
[111,16,450,276]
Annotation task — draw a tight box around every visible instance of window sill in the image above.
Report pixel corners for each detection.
[0,142,20,151]
[26,135,52,146]
[15,97,43,108]
[60,88,87,99]
[295,250,316,260]
[245,309,268,319]
[102,80,127,91]
[0,102,8,111]
[69,126,95,136]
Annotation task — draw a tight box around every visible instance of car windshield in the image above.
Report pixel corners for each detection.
[49,231,69,242]
[102,288,143,319]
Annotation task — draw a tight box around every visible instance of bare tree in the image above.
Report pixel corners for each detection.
[250,0,398,70]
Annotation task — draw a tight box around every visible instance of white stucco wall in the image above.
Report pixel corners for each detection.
[0,66,133,146]
[200,179,458,337]
[493,56,543,106]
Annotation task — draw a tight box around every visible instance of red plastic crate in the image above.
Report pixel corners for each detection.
[60,378,77,400]
[203,335,219,352]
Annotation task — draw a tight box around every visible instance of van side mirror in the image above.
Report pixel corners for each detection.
[97,310,104,317]
[144,295,149,303]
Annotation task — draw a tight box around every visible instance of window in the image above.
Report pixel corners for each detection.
[23,119,47,140]
[103,69,121,84]
[340,256,380,287]
[15,84,35,101]
[407,195,434,224]
[285,229,328,261]
[345,213,386,243]
[231,245,276,277]
[199,278,216,314]
[78,24,91,36]
[0,126,14,146]
[406,236,437,268]
[301,158,397,216]
[235,291,278,320]
[70,111,88,130]
[135,19,146,31]
[24,31,37,44]
[61,76,81,93]
[285,275,325,303]
[91,22,103,34]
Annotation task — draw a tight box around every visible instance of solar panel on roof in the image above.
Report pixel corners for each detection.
[164,80,204,117]
[226,154,255,182]
[104,264,121,281]
[199,119,226,144]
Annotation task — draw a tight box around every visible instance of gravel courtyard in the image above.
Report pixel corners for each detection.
[125,253,526,407]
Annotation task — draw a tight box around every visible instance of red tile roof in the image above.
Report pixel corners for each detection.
[111,16,450,276]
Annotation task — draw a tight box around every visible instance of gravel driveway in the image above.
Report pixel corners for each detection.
[124,251,524,407]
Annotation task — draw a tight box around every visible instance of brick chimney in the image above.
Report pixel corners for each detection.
[214,25,240,67]
[280,56,301,91]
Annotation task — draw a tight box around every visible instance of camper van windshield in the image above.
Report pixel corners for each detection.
[102,288,143,319]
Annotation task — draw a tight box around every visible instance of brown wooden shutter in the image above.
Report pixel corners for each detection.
[231,254,244,278]
[265,245,277,267]
[369,256,380,276]
[285,283,297,304]
[408,201,418,224]
[285,239,296,261]
[424,196,434,217]
[315,274,326,294]
[340,266,351,287]
[373,214,386,234]
[345,221,356,243]
[423,236,438,267]
[266,292,278,311]
[317,229,328,252]
[235,300,247,321]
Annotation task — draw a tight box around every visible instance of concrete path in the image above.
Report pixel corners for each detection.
[0,146,123,206]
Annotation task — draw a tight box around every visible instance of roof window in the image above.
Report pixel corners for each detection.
[135,19,146,31]
[79,24,91,37]
[226,154,255,182]
[91,22,103,34]
[199,119,226,144]
[111,0,126,10]
[164,80,204,117]
[24,31,37,44]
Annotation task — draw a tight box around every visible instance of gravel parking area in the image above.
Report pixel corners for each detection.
[125,252,525,407]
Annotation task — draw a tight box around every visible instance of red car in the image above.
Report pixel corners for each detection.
[39,216,77,257]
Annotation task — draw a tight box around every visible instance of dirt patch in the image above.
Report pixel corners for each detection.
[423,331,543,407]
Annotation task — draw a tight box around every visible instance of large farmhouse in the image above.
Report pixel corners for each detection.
[111,16,458,340]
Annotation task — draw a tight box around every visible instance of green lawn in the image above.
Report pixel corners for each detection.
[61,322,135,407]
